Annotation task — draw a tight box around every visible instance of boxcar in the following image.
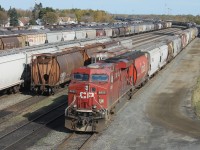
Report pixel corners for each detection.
[124,26,131,35]
[0,45,62,93]
[118,27,125,36]
[141,47,161,77]
[86,29,96,39]
[17,35,26,47]
[134,25,140,34]
[172,37,182,57]
[150,24,155,31]
[180,33,187,48]
[112,27,120,37]
[138,25,144,33]
[62,31,76,41]
[25,33,46,46]
[130,25,135,34]
[46,31,63,43]
[146,24,151,32]
[165,39,174,62]
[159,45,168,68]
[104,28,112,37]
[96,29,106,37]
[0,36,20,50]
[75,30,87,40]
[142,24,147,32]
[157,23,162,30]
[0,53,25,92]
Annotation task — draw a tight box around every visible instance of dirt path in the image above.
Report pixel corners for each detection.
[148,38,200,138]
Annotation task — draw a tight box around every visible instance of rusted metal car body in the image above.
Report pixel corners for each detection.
[0,36,20,50]
[112,28,120,37]
[96,29,106,37]
[91,46,129,63]
[31,43,106,94]
[31,49,84,94]
[118,27,126,36]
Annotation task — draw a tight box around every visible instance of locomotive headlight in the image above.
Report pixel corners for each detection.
[69,90,76,93]
[92,105,97,109]
[99,99,104,104]
[98,91,106,95]
[73,104,77,108]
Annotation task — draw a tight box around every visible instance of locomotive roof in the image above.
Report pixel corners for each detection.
[104,51,145,63]
[87,62,114,69]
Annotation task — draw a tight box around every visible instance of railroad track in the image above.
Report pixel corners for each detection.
[0,28,181,124]
[57,132,96,150]
[0,27,181,126]
[0,27,185,149]
[114,27,182,41]
[0,95,46,124]
[0,101,67,150]
[0,27,180,114]
[0,86,68,125]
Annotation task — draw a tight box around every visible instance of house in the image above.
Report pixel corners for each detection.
[18,17,30,26]
[36,19,43,25]
[58,14,78,25]
[3,17,30,27]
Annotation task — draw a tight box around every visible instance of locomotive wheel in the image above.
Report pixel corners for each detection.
[110,106,116,115]
[125,92,132,100]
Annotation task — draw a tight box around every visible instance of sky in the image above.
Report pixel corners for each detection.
[0,0,199,15]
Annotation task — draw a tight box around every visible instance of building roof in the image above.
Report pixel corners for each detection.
[19,17,30,25]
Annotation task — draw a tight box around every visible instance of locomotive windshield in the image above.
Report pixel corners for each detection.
[91,74,108,82]
[74,73,89,81]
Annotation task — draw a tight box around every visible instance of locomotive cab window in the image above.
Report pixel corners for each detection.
[73,73,89,81]
[91,74,108,82]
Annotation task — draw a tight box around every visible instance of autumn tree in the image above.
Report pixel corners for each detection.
[93,10,113,22]
[43,12,58,25]
[59,11,67,17]
[17,9,32,18]
[74,9,84,23]
[0,11,8,26]
[39,7,55,19]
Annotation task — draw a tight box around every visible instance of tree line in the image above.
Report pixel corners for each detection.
[0,3,113,27]
[2,2,199,27]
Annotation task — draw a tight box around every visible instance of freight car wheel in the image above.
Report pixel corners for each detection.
[125,91,132,100]
[13,85,20,93]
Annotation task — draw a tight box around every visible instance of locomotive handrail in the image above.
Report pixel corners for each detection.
[65,95,77,116]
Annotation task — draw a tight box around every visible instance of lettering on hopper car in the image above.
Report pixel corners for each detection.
[80,92,95,99]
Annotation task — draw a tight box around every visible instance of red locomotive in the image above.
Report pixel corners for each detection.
[65,51,149,132]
